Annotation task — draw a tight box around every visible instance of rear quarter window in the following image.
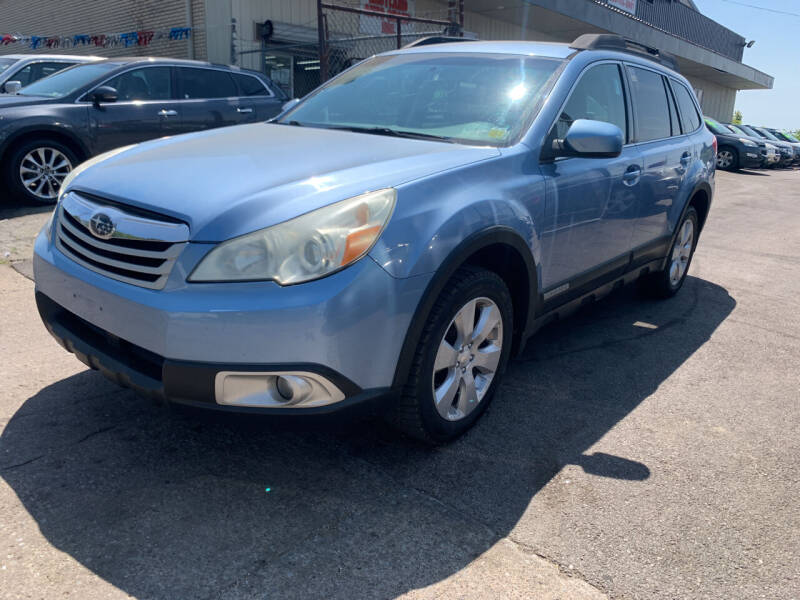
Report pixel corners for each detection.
[234,73,270,96]
[671,81,701,133]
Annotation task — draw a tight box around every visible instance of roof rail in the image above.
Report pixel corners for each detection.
[403,36,474,49]
[569,34,679,72]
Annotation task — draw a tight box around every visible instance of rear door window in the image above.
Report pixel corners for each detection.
[553,62,628,142]
[671,81,702,133]
[177,68,237,99]
[626,65,671,142]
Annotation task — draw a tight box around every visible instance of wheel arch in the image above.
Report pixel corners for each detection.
[391,227,537,389]
[0,126,89,167]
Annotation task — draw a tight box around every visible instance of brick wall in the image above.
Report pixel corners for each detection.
[0,0,207,61]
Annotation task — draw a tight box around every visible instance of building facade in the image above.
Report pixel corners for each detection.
[0,0,772,121]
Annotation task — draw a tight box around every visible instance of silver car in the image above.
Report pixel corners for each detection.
[0,54,100,94]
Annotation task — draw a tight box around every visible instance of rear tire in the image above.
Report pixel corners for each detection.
[390,266,513,444]
[5,138,78,205]
[640,207,699,299]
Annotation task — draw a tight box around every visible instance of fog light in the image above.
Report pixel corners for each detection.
[214,370,345,408]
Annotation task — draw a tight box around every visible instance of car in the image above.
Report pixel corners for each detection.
[704,116,762,170]
[764,128,800,165]
[743,124,794,167]
[0,57,287,204]
[0,54,100,94]
[723,123,779,167]
[33,34,715,443]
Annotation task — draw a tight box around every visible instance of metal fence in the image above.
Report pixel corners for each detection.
[318,2,461,82]
[593,0,745,62]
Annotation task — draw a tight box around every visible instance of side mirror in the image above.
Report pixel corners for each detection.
[89,85,118,106]
[282,98,300,112]
[3,80,22,95]
[553,119,623,159]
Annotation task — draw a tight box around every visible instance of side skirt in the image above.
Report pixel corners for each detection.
[520,257,664,348]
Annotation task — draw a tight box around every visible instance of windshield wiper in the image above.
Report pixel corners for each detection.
[324,125,457,143]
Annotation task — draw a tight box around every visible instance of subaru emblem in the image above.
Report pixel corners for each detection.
[89,212,115,240]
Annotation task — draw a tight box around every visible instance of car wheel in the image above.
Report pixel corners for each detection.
[716,147,738,170]
[640,207,699,299]
[5,138,78,205]
[391,266,513,443]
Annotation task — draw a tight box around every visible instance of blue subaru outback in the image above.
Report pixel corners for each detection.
[33,35,715,442]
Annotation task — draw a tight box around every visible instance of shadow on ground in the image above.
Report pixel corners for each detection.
[0,276,735,599]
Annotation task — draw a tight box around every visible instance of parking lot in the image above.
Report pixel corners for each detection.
[0,168,798,599]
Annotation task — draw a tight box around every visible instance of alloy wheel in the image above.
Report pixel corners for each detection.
[19,147,73,201]
[716,150,733,169]
[669,219,694,286]
[432,297,503,421]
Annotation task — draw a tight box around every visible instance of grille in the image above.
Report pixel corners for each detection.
[55,192,189,290]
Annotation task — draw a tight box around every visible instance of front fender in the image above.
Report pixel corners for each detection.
[369,150,546,282]
[0,111,91,158]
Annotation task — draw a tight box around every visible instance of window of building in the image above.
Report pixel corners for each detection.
[627,66,671,142]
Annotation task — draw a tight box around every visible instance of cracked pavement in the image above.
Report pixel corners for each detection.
[1,169,799,599]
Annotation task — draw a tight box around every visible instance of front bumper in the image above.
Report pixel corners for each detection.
[739,149,762,168]
[34,228,430,411]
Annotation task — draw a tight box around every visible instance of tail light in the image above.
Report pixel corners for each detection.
[711,136,718,155]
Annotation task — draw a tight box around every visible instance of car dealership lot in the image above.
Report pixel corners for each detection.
[1,169,798,599]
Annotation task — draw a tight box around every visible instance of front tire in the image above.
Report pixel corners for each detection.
[391,266,513,443]
[5,138,78,205]
[640,207,699,298]
[716,146,738,171]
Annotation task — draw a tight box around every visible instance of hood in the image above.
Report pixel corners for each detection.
[67,122,500,241]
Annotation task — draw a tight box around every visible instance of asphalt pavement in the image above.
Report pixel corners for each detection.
[1,168,798,599]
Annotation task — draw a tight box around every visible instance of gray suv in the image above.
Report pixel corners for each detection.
[0,58,286,204]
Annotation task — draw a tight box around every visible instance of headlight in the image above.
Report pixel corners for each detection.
[738,138,757,147]
[189,188,396,285]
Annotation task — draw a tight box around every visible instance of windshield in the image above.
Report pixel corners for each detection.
[725,124,748,137]
[279,52,564,146]
[750,126,779,142]
[737,124,762,138]
[19,62,118,98]
[704,117,728,135]
[780,131,799,142]
[0,58,17,76]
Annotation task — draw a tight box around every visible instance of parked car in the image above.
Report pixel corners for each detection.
[704,116,762,170]
[0,58,286,203]
[742,124,794,167]
[723,123,780,167]
[0,54,100,94]
[34,35,715,442]
[764,128,800,165]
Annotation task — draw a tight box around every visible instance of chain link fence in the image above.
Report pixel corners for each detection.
[320,2,460,82]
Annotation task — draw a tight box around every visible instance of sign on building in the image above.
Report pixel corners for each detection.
[607,0,637,15]
[360,0,416,34]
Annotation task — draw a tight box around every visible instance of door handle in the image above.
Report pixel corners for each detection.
[622,165,641,186]
[236,107,254,114]
[678,152,692,173]
[158,109,178,117]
